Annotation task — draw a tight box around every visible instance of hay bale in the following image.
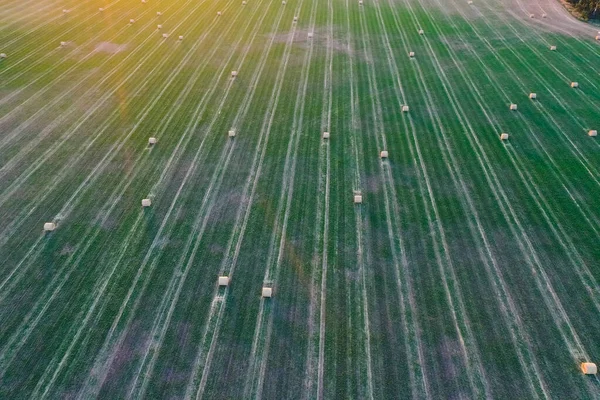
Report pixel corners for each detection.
[588,130,597,137]
[529,93,536,99]
[359,0,363,4]
[229,130,236,137]
[500,133,509,141]
[596,35,600,41]
[409,51,415,57]
[293,16,298,21]
[63,9,69,13]
[542,13,547,17]
[468,1,473,4]
[282,1,286,4]
[157,11,162,16]
[0,53,6,59]
[99,7,104,12]
[510,103,517,111]
[550,45,556,51]
[218,276,230,286]
[402,105,409,112]
[581,363,597,375]
[571,82,579,88]
[243,1,247,4]
[149,137,157,145]
[323,131,330,139]
[60,41,67,47]
[380,150,388,158]
[418,29,424,35]
[262,287,273,297]
[308,32,313,38]
[231,70,238,77]
[44,222,56,232]
[217,11,222,16]
[178,35,184,40]
[354,194,363,204]
[529,13,534,18]
[129,19,135,24]
[142,198,152,207]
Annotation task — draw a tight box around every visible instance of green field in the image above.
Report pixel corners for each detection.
[1,0,599,398]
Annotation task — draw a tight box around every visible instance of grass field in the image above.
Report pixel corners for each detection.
[1,0,600,398]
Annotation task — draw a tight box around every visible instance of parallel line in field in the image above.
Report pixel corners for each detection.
[507,0,600,65]
[344,1,375,398]
[0,236,45,294]
[0,1,178,153]
[362,2,439,398]
[124,1,275,396]
[249,0,320,395]
[181,5,303,398]
[0,0,222,375]
[541,0,600,58]
[0,7,170,162]
[0,0,99,48]
[0,0,41,14]
[0,0,203,259]
[384,0,496,396]
[446,0,600,323]
[0,0,228,384]
[0,0,120,50]
[316,0,333,395]
[417,7,552,398]
[0,0,136,80]
[24,4,240,395]
[0,0,203,234]
[470,1,600,166]
[410,0,593,381]
[302,0,333,396]
[30,214,146,399]
[362,4,434,399]
[192,12,304,399]
[445,2,600,311]
[0,0,79,44]
[0,0,168,122]
[73,3,264,399]
[0,33,172,291]
[390,0,552,396]
[499,5,600,110]
[128,141,237,399]
[456,0,600,251]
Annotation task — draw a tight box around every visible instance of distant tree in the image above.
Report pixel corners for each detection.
[566,0,599,19]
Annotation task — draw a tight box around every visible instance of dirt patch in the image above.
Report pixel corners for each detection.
[265,29,365,60]
[94,42,129,54]
[267,28,314,44]
[331,36,364,59]
[59,243,76,256]
[439,335,471,397]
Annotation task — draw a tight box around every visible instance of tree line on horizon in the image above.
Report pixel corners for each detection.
[566,0,599,19]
